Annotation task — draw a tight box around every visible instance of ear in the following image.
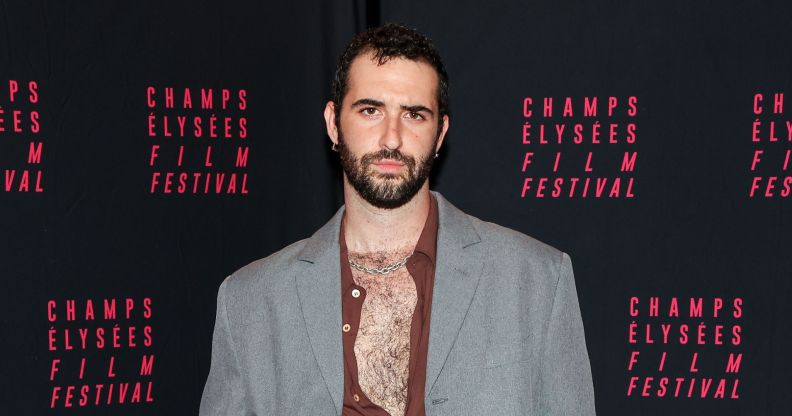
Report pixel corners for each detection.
[435,114,449,152]
[324,101,339,146]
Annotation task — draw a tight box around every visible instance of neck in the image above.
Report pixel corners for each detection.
[342,179,431,253]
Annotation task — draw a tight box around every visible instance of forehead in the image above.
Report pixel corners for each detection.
[345,52,439,107]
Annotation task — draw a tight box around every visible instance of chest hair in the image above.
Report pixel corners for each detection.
[349,248,417,416]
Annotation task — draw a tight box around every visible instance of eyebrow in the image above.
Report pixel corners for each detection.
[350,98,435,117]
[351,98,385,108]
[402,104,434,117]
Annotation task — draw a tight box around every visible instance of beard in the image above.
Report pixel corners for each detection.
[338,132,437,210]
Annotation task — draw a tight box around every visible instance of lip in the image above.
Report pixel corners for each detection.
[371,159,406,172]
[373,159,405,167]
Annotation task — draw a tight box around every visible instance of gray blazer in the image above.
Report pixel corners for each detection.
[200,192,596,415]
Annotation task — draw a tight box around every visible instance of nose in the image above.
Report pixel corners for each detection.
[379,113,403,151]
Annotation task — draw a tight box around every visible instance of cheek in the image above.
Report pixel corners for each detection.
[406,124,439,150]
[341,115,376,139]
[397,121,427,141]
[338,126,367,152]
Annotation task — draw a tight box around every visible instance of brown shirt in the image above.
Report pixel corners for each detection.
[340,196,438,416]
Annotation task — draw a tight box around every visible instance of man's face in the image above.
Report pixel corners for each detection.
[325,52,449,209]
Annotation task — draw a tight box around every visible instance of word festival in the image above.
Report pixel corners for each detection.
[47,297,156,409]
[519,95,639,199]
[626,296,743,400]
[146,85,251,195]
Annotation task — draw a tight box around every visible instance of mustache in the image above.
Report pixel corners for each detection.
[360,149,416,169]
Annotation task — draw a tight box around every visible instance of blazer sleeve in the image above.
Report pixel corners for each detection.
[199,278,246,415]
[537,252,597,415]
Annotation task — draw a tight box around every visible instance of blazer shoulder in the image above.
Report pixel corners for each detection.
[220,238,309,296]
[460,214,573,303]
[467,214,565,260]
[462,213,571,290]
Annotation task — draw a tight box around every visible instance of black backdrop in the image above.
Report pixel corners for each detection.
[1,1,790,415]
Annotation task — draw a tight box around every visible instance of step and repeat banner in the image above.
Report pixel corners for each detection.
[1,1,790,415]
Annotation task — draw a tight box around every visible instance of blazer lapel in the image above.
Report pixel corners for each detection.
[425,192,484,396]
[295,207,345,415]
[292,193,484,407]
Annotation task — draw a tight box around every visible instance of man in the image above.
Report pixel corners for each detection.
[200,23,595,415]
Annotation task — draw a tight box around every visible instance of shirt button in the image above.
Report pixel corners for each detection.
[353,393,360,402]
[342,323,351,333]
[351,289,361,298]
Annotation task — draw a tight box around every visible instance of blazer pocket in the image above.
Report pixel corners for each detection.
[484,334,533,368]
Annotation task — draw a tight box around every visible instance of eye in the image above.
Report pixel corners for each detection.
[406,111,425,120]
[361,107,379,116]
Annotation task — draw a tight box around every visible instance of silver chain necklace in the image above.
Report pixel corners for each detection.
[348,254,412,275]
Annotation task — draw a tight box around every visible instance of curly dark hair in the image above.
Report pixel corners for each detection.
[331,23,449,129]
